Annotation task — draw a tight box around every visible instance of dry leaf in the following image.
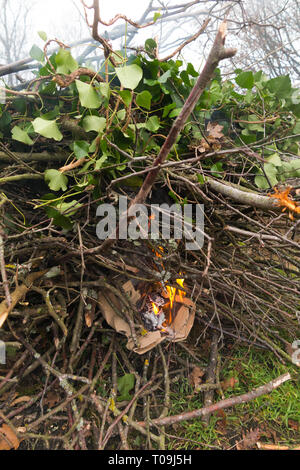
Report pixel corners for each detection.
[85,312,93,327]
[288,419,300,431]
[44,390,61,408]
[206,122,224,140]
[236,428,261,450]
[221,376,238,391]
[189,366,205,389]
[215,409,227,434]
[0,424,19,450]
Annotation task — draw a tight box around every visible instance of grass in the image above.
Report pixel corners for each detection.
[166,346,300,450]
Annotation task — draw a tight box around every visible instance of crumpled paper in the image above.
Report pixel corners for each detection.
[98,280,195,354]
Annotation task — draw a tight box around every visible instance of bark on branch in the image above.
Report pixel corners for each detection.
[137,372,291,428]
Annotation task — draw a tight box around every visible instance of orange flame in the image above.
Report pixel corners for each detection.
[152,302,160,315]
[152,246,186,325]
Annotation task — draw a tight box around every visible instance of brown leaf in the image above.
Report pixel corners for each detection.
[206,122,224,140]
[221,376,238,391]
[215,409,227,434]
[189,366,205,389]
[236,428,261,450]
[288,419,300,431]
[0,424,19,450]
[44,391,61,408]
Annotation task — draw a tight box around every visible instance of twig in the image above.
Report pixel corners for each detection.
[202,330,219,425]
[137,372,291,428]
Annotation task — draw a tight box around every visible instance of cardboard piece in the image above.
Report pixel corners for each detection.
[98,280,195,354]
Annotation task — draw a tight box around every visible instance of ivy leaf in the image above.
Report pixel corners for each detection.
[55,48,78,74]
[136,90,152,110]
[119,89,132,107]
[73,140,90,159]
[30,44,44,62]
[44,206,73,230]
[255,163,278,189]
[210,162,223,178]
[115,64,143,90]
[117,373,135,401]
[266,75,291,99]
[290,159,300,176]
[266,153,282,166]
[75,80,102,109]
[145,38,157,58]
[32,117,63,141]
[145,115,160,132]
[153,12,161,22]
[56,200,82,216]
[44,169,68,191]
[235,71,254,89]
[82,116,106,133]
[98,82,110,100]
[11,126,33,145]
[38,31,47,41]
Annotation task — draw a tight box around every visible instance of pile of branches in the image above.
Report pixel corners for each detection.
[0,6,299,450]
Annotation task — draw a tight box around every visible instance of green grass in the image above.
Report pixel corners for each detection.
[166,347,300,450]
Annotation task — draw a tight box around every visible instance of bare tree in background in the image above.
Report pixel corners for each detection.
[0,0,33,85]
[227,0,300,82]
[1,0,300,87]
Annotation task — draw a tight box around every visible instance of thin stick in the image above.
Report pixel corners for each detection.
[137,372,291,428]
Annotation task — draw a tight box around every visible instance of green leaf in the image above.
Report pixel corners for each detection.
[117,373,135,401]
[32,117,63,141]
[95,154,108,170]
[290,159,300,176]
[73,140,90,159]
[119,89,132,107]
[30,44,44,62]
[56,200,82,216]
[186,62,198,77]
[145,38,157,58]
[255,163,278,189]
[44,206,73,230]
[55,48,78,74]
[145,115,160,132]
[117,109,126,121]
[38,31,47,41]
[266,75,291,99]
[82,116,106,133]
[115,64,143,90]
[197,174,206,184]
[153,12,161,22]
[75,80,102,109]
[162,102,176,118]
[293,120,300,134]
[98,82,110,100]
[11,126,33,145]
[235,71,254,89]
[210,162,223,178]
[169,108,182,118]
[158,70,171,84]
[136,90,152,110]
[266,153,282,167]
[44,169,68,191]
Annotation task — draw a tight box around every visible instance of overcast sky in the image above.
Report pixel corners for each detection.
[32,0,157,42]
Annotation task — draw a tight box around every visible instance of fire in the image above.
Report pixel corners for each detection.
[152,302,160,315]
[151,245,186,326]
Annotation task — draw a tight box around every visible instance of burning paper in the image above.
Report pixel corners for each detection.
[98,280,195,354]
